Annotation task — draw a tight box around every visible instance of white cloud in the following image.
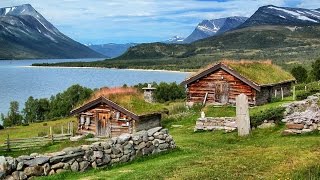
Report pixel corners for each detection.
[0,0,318,44]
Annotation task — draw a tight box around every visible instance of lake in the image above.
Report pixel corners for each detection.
[0,59,189,118]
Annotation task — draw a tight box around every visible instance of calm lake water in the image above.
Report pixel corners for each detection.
[0,59,189,118]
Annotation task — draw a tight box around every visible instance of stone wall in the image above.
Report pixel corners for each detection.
[194,117,237,132]
[282,94,320,135]
[0,127,175,180]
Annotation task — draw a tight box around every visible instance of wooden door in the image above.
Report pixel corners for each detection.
[215,82,229,104]
[97,113,110,137]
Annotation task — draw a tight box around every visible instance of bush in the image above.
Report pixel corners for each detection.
[0,124,3,130]
[43,123,48,126]
[250,107,285,127]
[154,82,186,103]
[291,66,308,83]
[21,123,29,126]
[85,133,95,139]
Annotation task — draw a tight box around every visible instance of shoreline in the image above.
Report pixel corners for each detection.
[23,65,192,73]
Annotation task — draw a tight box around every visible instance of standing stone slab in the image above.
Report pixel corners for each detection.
[236,94,250,136]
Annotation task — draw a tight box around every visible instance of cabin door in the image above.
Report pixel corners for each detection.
[97,113,111,137]
[215,82,229,104]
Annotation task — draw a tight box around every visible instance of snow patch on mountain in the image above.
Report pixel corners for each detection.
[268,6,319,23]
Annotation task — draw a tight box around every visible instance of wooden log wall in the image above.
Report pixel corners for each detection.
[78,104,132,137]
[187,69,256,104]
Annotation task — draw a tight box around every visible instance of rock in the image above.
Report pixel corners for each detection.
[120,155,129,163]
[302,129,313,133]
[81,145,91,151]
[62,147,82,154]
[147,127,162,136]
[30,153,39,157]
[43,163,51,176]
[153,140,160,147]
[257,123,276,129]
[111,147,121,155]
[0,156,8,172]
[70,135,85,142]
[0,172,5,179]
[4,175,14,180]
[137,142,146,150]
[48,170,55,175]
[16,162,24,171]
[118,133,131,144]
[110,158,119,164]
[236,94,250,136]
[104,149,112,154]
[24,166,44,176]
[56,169,67,174]
[101,155,111,165]
[79,161,90,172]
[159,143,169,150]
[24,157,49,167]
[100,142,111,150]
[70,161,79,172]
[85,138,101,142]
[45,151,66,157]
[49,151,85,164]
[148,136,154,141]
[63,163,70,170]
[286,123,304,130]
[91,162,97,169]
[93,151,104,159]
[160,128,168,134]
[51,162,64,170]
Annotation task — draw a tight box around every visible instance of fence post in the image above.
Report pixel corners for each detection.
[61,125,64,135]
[281,87,284,100]
[68,122,70,134]
[305,86,307,91]
[71,122,74,136]
[50,126,54,143]
[293,86,296,101]
[6,134,11,151]
[274,89,277,98]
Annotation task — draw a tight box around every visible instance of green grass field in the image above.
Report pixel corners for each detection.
[2,97,320,179]
[26,97,318,180]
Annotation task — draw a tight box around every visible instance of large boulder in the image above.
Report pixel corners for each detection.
[147,127,162,136]
[24,157,49,167]
[24,166,44,177]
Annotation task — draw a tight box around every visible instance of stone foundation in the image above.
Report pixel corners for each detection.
[194,117,237,132]
[0,127,175,180]
[282,94,320,135]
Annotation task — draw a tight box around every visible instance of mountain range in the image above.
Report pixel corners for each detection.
[88,43,137,58]
[0,4,103,59]
[183,16,248,43]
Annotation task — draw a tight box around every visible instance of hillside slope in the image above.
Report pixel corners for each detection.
[0,4,104,59]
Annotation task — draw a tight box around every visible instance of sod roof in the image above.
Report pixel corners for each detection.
[71,87,166,116]
[182,60,295,89]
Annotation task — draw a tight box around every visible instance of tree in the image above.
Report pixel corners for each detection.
[312,58,320,81]
[153,82,186,102]
[3,101,23,127]
[291,66,308,83]
[23,96,37,123]
[48,84,93,119]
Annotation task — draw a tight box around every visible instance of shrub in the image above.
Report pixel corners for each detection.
[153,82,186,103]
[21,123,29,126]
[85,133,95,139]
[0,124,3,130]
[250,107,285,127]
[291,66,308,83]
[43,123,48,126]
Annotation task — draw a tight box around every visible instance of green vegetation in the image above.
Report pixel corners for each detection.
[312,58,320,81]
[250,106,285,127]
[295,82,320,100]
[33,26,320,72]
[37,98,320,180]
[227,61,295,85]
[291,65,308,83]
[0,85,92,127]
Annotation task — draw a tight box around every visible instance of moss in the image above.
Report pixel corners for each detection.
[227,61,295,85]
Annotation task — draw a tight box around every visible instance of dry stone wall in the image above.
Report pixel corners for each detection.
[0,127,175,180]
[282,93,320,135]
[194,117,237,132]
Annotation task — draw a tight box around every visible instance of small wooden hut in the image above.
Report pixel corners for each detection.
[181,61,296,106]
[70,87,165,137]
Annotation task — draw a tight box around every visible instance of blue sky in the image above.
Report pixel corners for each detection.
[1,0,320,44]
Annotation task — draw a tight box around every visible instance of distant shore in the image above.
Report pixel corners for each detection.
[24,65,192,73]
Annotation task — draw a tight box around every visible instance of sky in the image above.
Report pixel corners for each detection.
[1,0,320,44]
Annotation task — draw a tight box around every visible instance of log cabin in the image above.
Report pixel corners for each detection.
[181,61,296,106]
[70,87,165,137]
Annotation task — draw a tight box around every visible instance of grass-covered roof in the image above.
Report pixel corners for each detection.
[185,60,295,86]
[74,87,166,116]
[225,60,295,85]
